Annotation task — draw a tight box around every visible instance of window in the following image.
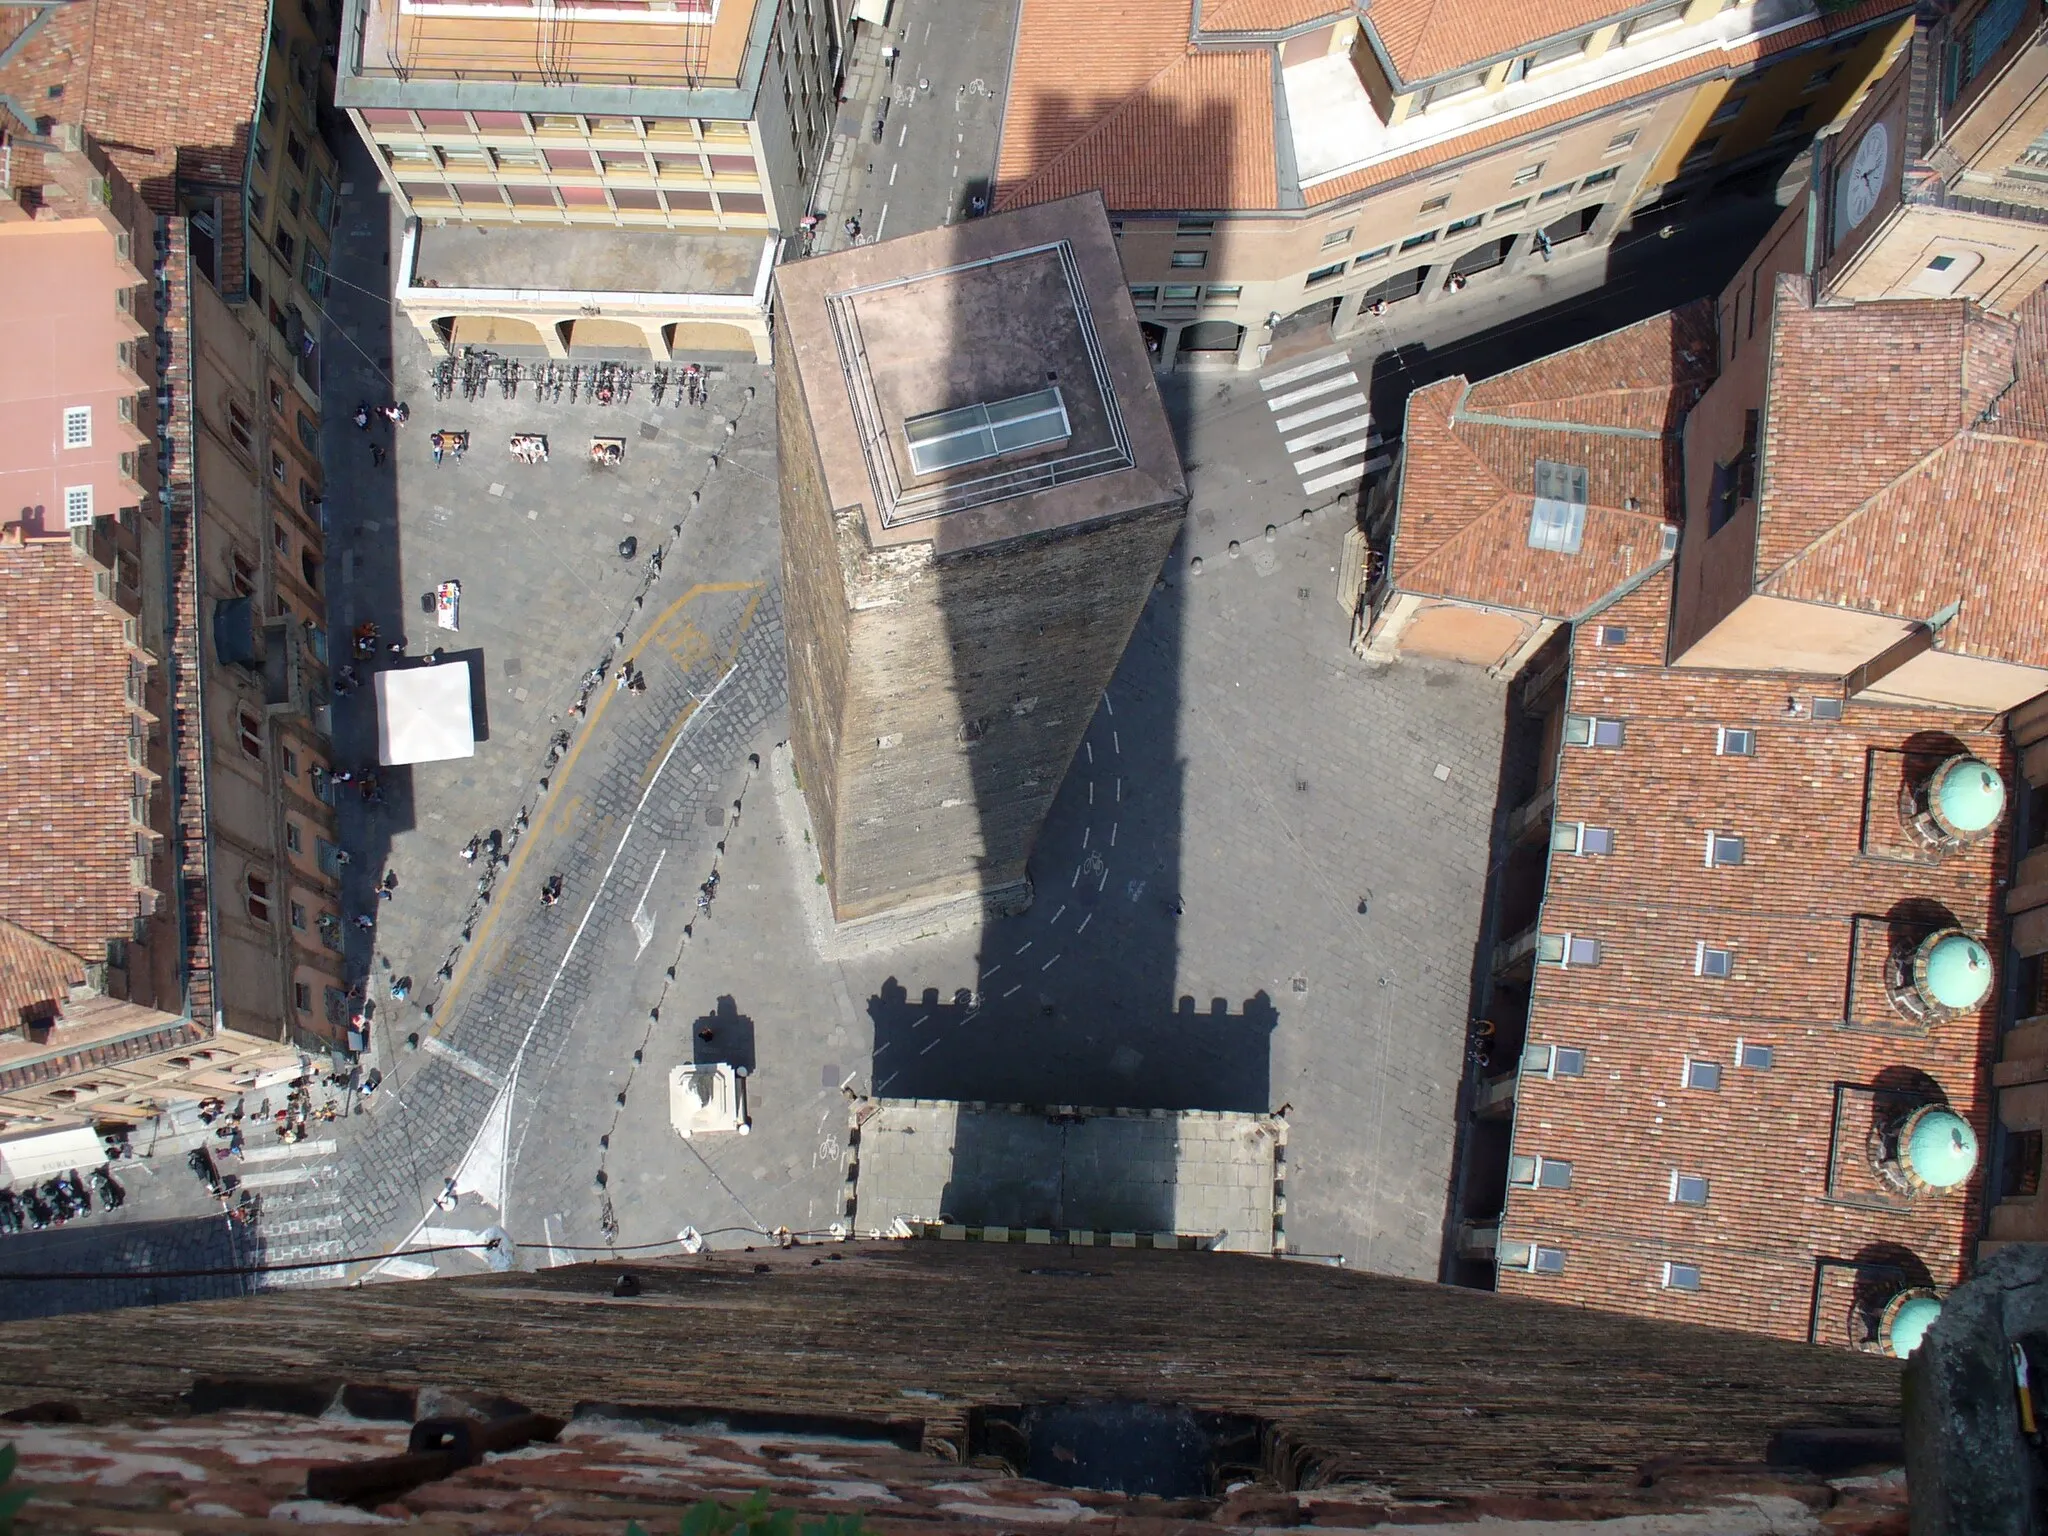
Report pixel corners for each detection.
[1420,194,1451,214]
[281,745,298,777]
[1494,197,1530,217]
[303,248,330,300]
[1529,1245,1567,1275]
[1161,283,1200,305]
[1306,261,1347,285]
[1528,460,1589,553]
[1446,213,1483,234]
[1417,69,1487,110]
[1620,2,1688,42]
[1553,821,1613,856]
[254,129,272,170]
[273,225,297,263]
[286,133,308,170]
[261,89,278,124]
[1510,1154,1575,1190]
[63,406,91,447]
[273,523,290,555]
[246,874,272,924]
[1202,285,1243,306]
[1400,230,1438,251]
[1606,130,1639,154]
[1662,1261,1702,1292]
[1511,162,1545,187]
[1812,696,1844,721]
[1129,285,1158,306]
[295,981,313,1012]
[289,900,306,929]
[1735,1040,1774,1071]
[1684,1058,1723,1091]
[285,821,302,854]
[1707,832,1746,867]
[1176,217,1215,237]
[1597,625,1627,646]
[1804,64,1840,92]
[1513,34,1587,76]
[238,709,263,760]
[63,485,94,527]
[230,552,256,596]
[904,388,1069,476]
[270,450,287,483]
[1769,105,1811,141]
[1580,167,1619,189]
[1670,1173,1710,1206]
[1696,943,1733,980]
[1564,714,1625,748]
[1708,94,1747,126]
[1354,244,1394,266]
[296,412,319,454]
[1538,183,1574,201]
[1523,1043,1588,1079]
[1168,250,1206,269]
[312,177,336,231]
[1322,226,1354,249]
[1715,726,1755,757]
[1539,933,1603,968]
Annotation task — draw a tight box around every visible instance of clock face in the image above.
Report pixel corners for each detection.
[1837,120,1891,234]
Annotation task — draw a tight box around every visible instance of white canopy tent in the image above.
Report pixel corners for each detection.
[374,662,476,766]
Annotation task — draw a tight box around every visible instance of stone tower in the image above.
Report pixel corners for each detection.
[773,193,1186,931]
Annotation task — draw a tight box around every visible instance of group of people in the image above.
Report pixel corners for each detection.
[198,1078,342,1158]
[511,433,549,465]
[589,438,624,467]
[430,429,469,464]
[354,401,410,429]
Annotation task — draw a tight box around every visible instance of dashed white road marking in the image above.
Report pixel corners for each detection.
[1260,352,1352,390]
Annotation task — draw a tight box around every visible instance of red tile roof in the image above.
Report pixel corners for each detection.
[1753,284,2048,670]
[0,918,87,1032]
[0,538,151,968]
[1197,0,1351,32]
[1497,564,2005,1341]
[1389,304,1715,618]
[995,3,1277,212]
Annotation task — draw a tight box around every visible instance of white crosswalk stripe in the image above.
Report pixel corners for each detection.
[1264,371,1359,411]
[1285,416,1378,455]
[1295,435,1386,476]
[1259,351,1353,390]
[1274,392,1369,432]
[239,1165,322,1190]
[237,1138,337,1165]
[1302,454,1391,495]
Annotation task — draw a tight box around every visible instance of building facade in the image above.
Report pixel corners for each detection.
[773,195,1186,929]
[335,0,837,358]
[995,0,1916,375]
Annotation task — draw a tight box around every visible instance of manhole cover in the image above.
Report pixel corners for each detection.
[639,421,662,440]
[705,806,726,826]
[1291,977,1308,994]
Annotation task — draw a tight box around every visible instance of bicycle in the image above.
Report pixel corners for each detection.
[432,358,454,401]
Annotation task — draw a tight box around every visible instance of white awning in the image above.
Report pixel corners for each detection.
[0,1124,106,1184]
[374,662,476,766]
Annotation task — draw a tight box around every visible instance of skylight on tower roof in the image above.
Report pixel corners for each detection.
[904,387,1071,477]
[1528,459,1589,553]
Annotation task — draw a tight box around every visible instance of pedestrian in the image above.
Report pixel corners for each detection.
[698,1027,716,1043]
[370,442,386,467]
[333,849,352,867]
[391,976,411,1001]
[843,215,861,240]
[431,432,445,465]
[353,402,371,430]
[331,769,354,784]
[1171,894,1185,916]
[353,913,376,931]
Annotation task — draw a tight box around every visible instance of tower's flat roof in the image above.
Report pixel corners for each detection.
[773,193,1185,554]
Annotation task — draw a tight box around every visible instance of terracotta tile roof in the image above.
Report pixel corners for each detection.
[0,0,260,284]
[1389,304,1714,618]
[0,918,87,1032]
[1365,0,1631,83]
[1197,0,1352,33]
[0,541,149,968]
[995,3,1277,213]
[1753,285,2048,669]
[1499,567,2004,1341]
[1311,0,1911,204]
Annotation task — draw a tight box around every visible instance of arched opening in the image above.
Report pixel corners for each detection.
[568,316,657,354]
[448,314,549,350]
[1175,321,1244,357]
[664,320,762,357]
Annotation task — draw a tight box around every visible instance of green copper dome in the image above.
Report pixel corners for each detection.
[1933,756,2007,835]
[1902,1105,1979,1189]
[1919,931,1993,1011]
[1886,1294,1942,1359]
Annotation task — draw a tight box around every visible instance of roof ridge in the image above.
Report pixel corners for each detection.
[1397,488,1518,593]
[999,37,1203,207]
[1755,434,1969,596]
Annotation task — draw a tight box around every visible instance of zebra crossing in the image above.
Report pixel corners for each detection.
[1259,351,1391,496]
[236,1138,349,1287]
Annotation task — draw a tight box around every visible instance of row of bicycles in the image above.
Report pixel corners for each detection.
[0,1165,125,1234]
[430,349,710,408]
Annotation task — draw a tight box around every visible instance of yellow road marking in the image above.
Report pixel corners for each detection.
[428,580,765,1034]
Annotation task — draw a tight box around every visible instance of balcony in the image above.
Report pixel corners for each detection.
[1504,782,1555,845]
[1473,1070,1517,1119]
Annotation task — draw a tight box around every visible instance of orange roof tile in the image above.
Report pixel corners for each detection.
[0,541,150,968]
[1752,285,2048,670]
[0,917,88,1032]
[1498,566,2002,1341]
[1197,0,1352,33]
[1365,0,1630,83]
[1389,304,1714,618]
[996,40,1278,212]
